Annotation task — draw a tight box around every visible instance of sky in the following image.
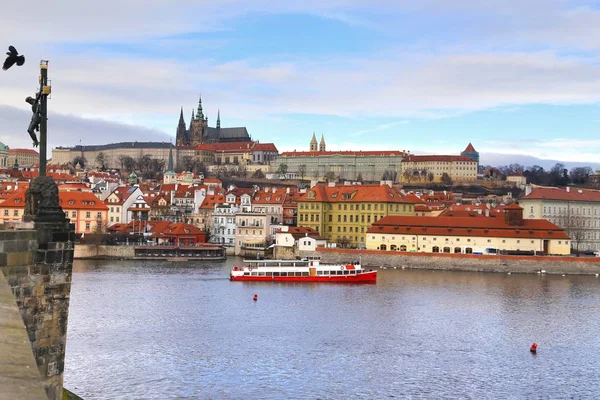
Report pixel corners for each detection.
[1,0,599,168]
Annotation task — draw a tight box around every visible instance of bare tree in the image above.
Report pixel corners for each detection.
[324,171,336,182]
[121,156,136,172]
[95,152,108,170]
[441,173,453,186]
[356,172,363,182]
[402,168,413,184]
[252,169,265,179]
[73,155,87,169]
[337,236,351,249]
[298,164,307,182]
[276,163,288,178]
[427,172,434,184]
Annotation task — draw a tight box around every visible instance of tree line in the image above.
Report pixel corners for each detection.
[496,163,596,186]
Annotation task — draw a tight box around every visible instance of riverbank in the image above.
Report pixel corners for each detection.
[307,248,600,275]
[74,244,230,260]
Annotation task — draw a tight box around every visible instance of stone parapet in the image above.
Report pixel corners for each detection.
[0,273,47,400]
[0,215,76,400]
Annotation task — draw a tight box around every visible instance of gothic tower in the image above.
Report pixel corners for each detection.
[175,107,188,146]
[310,132,318,152]
[190,95,208,145]
[319,134,326,152]
[216,109,221,130]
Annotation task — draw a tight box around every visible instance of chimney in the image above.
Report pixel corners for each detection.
[485,209,489,217]
[272,187,276,193]
[566,187,570,192]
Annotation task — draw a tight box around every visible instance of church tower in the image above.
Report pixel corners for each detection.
[163,144,177,184]
[175,107,188,146]
[310,132,318,152]
[319,134,326,152]
[190,95,208,145]
[216,109,221,130]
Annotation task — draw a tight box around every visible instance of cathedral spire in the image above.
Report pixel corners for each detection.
[216,109,221,129]
[310,132,318,152]
[176,107,187,146]
[319,134,326,152]
[167,143,174,172]
[196,95,205,120]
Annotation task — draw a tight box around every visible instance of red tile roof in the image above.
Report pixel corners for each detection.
[521,187,600,203]
[253,143,278,152]
[280,150,406,157]
[302,183,414,204]
[0,189,108,210]
[200,194,226,210]
[212,141,255,153]
[8,148,39,155]
[368,215,569,240]
[406,155,475,162]
[463,143,477,153]
[252,188,287,204]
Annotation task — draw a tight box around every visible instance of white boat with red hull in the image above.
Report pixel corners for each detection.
[230,258,377,283]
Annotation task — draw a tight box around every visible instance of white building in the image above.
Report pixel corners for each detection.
[520,186,600,251]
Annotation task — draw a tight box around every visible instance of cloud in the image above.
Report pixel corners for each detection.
[1,0,600,160]
[0,105,171,151]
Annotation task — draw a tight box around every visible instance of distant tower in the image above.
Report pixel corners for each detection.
[190,95,208,145]
[216,109,221,130]
[461,142,480,170]
[163,143,176,184]
[175,107,188,146]
[310,132,318,152]
[319,134,326,152]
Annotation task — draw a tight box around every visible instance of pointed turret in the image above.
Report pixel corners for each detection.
[216,109,221,129]
[167,144,174,172]
[310,132,318,152]
[196,95,205,121]
[175,107,188,146]
[319,134,326,152]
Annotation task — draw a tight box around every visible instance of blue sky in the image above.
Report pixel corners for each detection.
[1,0,600,166]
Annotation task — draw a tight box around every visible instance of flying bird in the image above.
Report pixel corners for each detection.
[3,45,25,71]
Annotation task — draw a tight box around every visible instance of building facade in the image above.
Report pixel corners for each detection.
[273,150,407,182]
[402,155,478,183]
[297,183,415,247]
[366,205,570,255]
[8,148,39,168]
[519,186,600,251]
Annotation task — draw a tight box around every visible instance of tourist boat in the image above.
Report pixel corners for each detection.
[230,258,377,283]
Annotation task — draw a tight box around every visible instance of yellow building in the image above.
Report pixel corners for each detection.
[8,148,39,168]
[366,204,570,255]
[402,155,478,183]
[297,183,415,247]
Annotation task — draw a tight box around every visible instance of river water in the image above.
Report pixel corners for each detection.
[64,258,600,399]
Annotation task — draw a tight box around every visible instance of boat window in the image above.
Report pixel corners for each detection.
[344,270,350,275]
[251,271,258,276]
[259,271,266,276]
[302,272,309,276]
[280,272,287,277]
[243,272,249,276]
[273,272,280,276]
[266,272,273,276]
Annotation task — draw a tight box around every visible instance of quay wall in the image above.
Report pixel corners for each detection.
[74,244,134,259]
[304,248,600,275]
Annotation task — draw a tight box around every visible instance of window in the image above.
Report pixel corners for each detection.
[3,210,7,216]
[86,212,91,218]
[13,210,18,216]
[85,222,90,231]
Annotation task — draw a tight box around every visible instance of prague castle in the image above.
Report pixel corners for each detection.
[176,95,251,146]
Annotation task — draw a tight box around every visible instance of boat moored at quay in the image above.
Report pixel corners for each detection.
[230,258,377,283]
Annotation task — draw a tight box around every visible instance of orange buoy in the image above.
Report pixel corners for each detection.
[253,294,258,301]
[530,343,537,353]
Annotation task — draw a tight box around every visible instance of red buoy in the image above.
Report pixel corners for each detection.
[253,294,258,301]
[530,343,537,353]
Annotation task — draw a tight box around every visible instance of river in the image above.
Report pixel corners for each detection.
[64,258,600,399]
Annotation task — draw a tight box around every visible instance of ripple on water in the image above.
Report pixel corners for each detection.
[65,260,600,399]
